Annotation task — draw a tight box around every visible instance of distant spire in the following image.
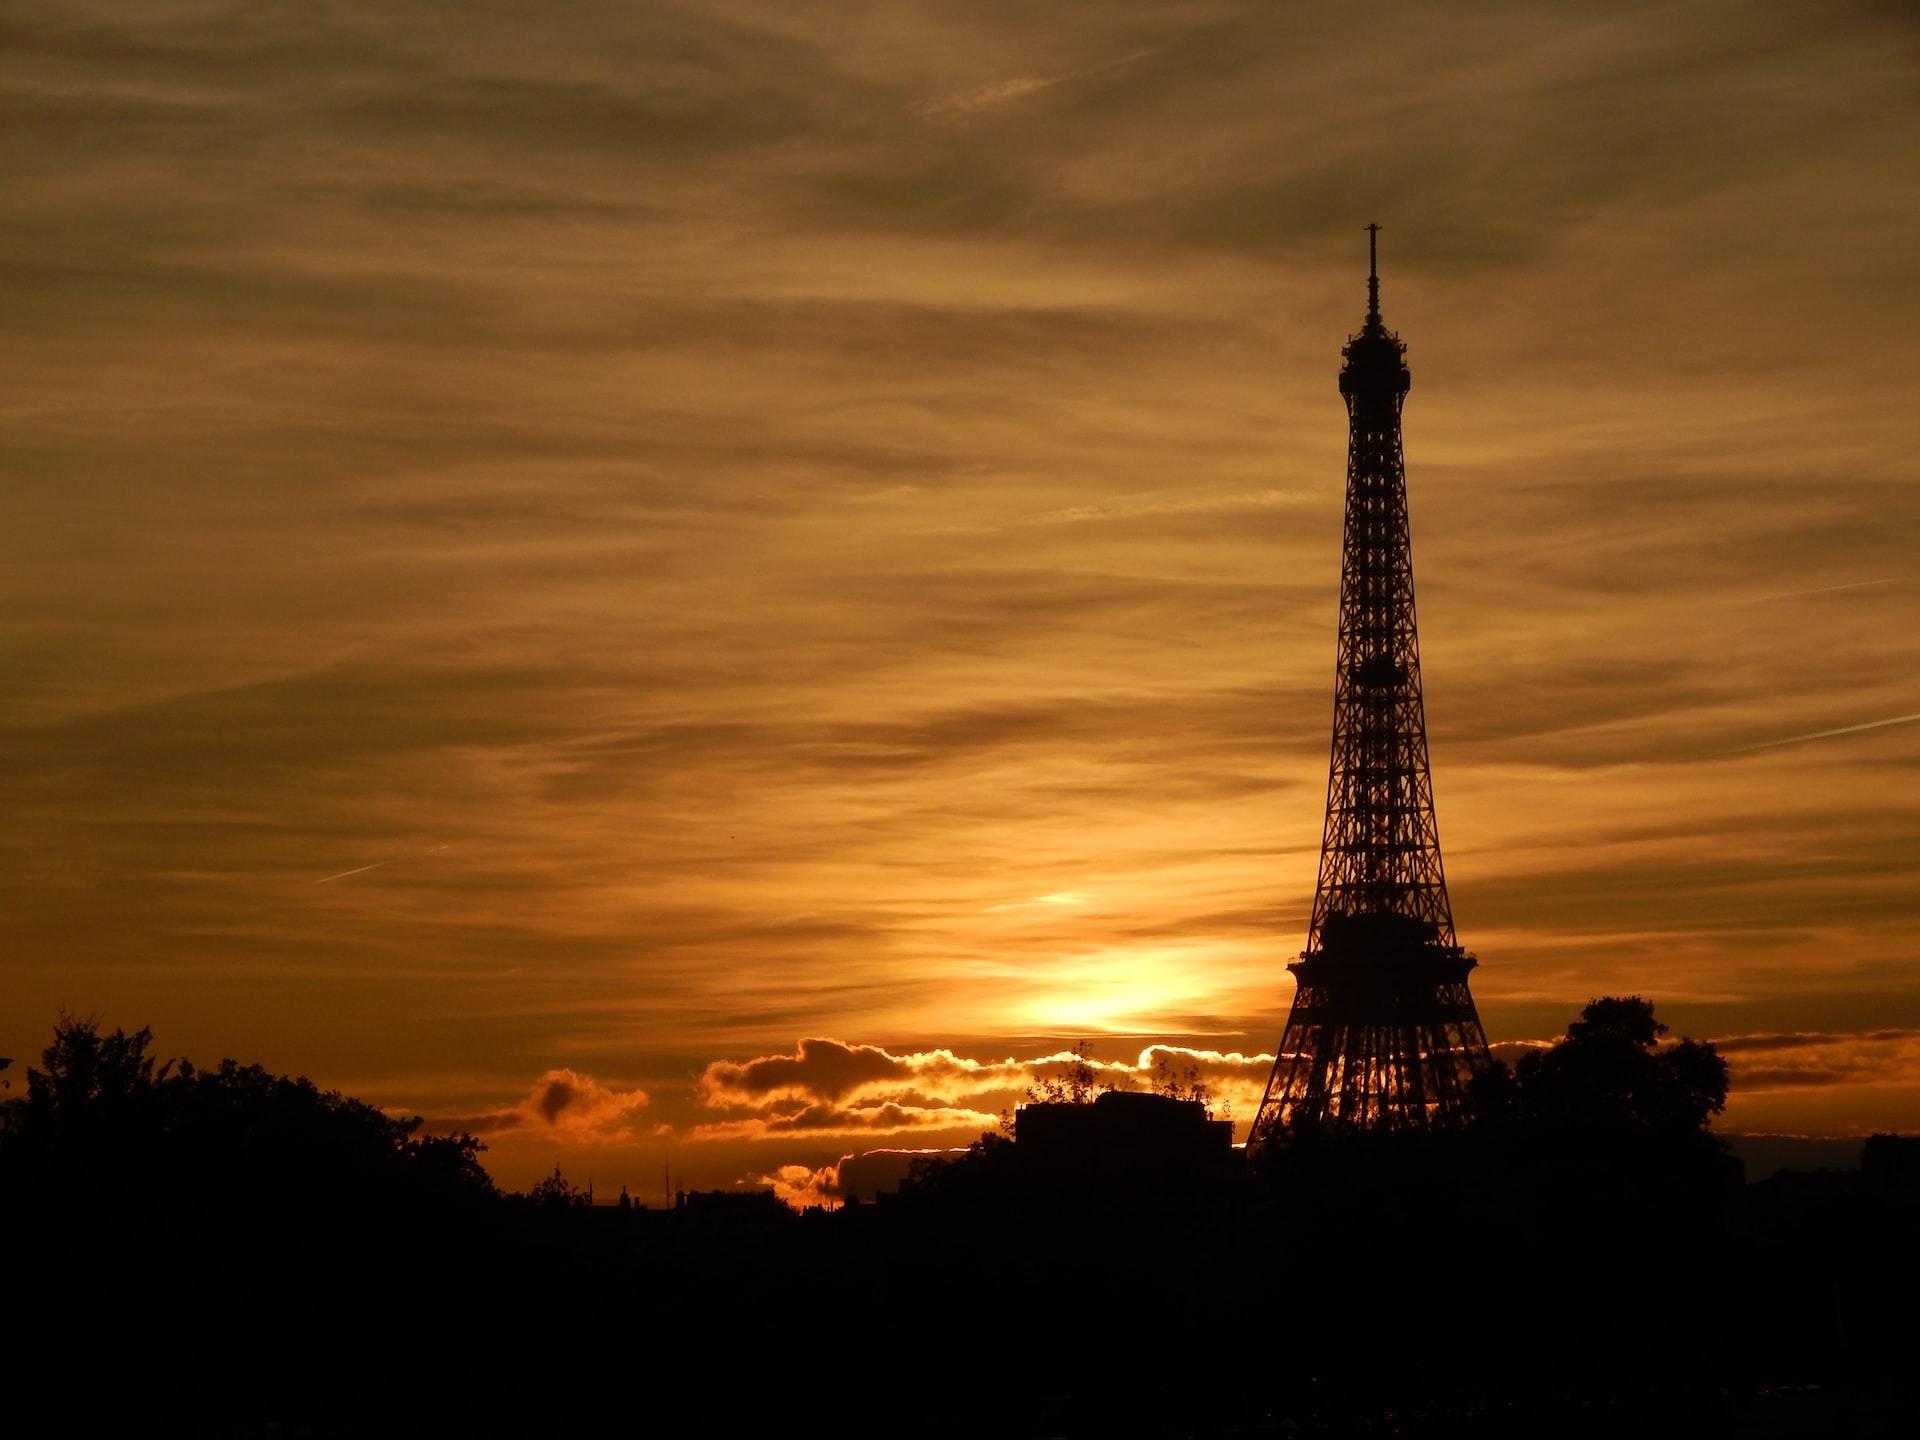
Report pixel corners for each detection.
[1365,223,1381,326]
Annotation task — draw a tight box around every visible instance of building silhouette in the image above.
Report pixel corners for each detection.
[1015,1088,1236,1198]
[1249,230,1491,1140]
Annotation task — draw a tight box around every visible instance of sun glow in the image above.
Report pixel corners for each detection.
[1013,942,1247,1033]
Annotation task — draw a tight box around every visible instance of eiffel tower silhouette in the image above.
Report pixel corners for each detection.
[1249,228,1491,1141]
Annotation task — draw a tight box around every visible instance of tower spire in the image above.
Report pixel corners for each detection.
[1247,232,1490,1142]
[1365,222,1381,326]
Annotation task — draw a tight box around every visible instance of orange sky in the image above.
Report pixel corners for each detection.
[4,1,1917,1197]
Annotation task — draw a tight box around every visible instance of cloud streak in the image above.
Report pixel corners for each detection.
[1709,1030,1920,1094]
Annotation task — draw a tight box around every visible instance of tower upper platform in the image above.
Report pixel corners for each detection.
[1338,225,1410,401]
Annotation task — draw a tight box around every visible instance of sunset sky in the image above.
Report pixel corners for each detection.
[5,1,1917,1200]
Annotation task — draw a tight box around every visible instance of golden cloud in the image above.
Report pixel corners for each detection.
[691,1037,1274,1142]
[752,1148,981,1208]
[759,1161,842,1210]
[688,1102,1003,1144]
[697,1037,1032,1108]
[434,1068,650,1142]
[1712,1030,1920,1093]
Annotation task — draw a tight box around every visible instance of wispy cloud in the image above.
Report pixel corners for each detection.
[916,75,1063,119]
[1017,489,1314,527]
[982,892,1088,914]
[1701,1029,1920,1095]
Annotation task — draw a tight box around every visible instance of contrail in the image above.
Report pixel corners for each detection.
[314,843,451,883]
[1724,712,1920,755]
[315,861,387,884]
[1762,578,1899,600]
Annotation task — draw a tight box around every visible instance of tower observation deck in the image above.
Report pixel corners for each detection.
[1248,229,1491,1141]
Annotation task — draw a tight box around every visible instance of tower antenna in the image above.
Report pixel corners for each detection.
[1365,222,1381,325]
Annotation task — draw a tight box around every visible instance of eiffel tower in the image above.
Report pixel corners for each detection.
[1248,228,1490,1142]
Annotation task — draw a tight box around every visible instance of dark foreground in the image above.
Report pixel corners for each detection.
[13,1129,1918,1438]
[7,1011,1917,1436]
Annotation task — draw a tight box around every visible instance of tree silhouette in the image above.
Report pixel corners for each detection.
[1023,1040,1122,1104]
[1152,1056,1217,1117]
[529,1163,594,1209]
[1510,995,1730,1134]
[1,1014,494,1215]
[24,1013,174,1114]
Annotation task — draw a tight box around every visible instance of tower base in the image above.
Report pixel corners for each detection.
[1249,914,1490,1140]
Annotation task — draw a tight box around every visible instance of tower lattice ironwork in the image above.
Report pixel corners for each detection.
[1248,228,1490,1141]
